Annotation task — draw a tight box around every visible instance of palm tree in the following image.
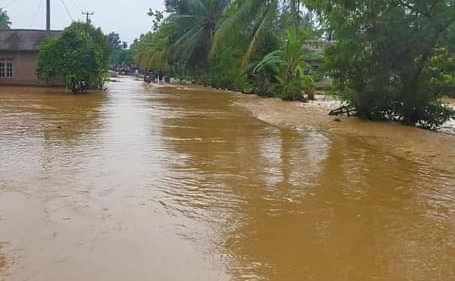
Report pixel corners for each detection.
[164,0,230,69]
[133,32,170,71]
[211,0,279,67]
[211,0,310,66]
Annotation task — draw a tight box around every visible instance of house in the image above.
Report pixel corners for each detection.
[0,29,61,86]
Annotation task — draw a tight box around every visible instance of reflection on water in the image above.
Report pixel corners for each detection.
[157,86,455,281]
[0,78,454,281]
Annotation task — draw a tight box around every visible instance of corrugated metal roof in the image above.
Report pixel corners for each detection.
[0,29,61,51]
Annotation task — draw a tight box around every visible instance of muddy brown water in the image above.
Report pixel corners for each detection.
[0,77,454,281]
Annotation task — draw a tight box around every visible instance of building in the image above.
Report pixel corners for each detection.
[0,29,61,86]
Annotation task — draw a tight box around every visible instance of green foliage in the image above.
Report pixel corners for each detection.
[133,0,231,73]
[310,0,455,128]
[164,0,229,69]
[0,9,11,29]
[429,46,455,98]
[148,9,164,32]
[254,29,314,100]
[132,31,170,71]
[108,32,133,65]
[112,48,133,66]
[130,0,455,129]
[107,32,122,49]
[37,22,111,93]
[211,0,280,67]
[209,47,249,90]
[132,0,319,100]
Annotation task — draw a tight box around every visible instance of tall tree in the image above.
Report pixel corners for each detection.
[133,1,318,99]
[107,32,122,49]
[165,0,230,69]
[148,9,164,31]
[0,9,11,29]
[108,32,133,65]
[211,0,280,66]
[308,0,455,128]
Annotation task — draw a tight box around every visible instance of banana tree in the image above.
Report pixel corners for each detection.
[254,28,314,101]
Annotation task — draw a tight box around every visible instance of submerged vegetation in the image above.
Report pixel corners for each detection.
[309,0,455,128]
[37,22,111,93]
[132,0,455,128]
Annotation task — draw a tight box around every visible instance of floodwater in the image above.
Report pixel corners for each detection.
[0,77,454,281]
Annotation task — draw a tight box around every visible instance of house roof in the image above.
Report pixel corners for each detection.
[0,29,62,52]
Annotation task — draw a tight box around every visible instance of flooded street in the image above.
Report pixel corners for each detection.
[0,77,454,281]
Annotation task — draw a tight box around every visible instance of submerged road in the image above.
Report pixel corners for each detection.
[0,77,454,281]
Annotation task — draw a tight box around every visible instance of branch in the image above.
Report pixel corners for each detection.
[394,0,433,17]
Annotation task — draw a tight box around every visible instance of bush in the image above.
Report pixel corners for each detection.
[37,22,110,93]
[319,0,455,128]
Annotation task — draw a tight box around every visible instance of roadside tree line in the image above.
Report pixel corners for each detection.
[131,0,455,129]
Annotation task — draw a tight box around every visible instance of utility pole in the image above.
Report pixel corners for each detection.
[82,11,94,24]
[46,0,51,30]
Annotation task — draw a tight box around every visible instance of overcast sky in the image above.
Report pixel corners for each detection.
[1,0,164,44]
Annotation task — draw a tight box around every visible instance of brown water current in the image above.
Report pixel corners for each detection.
[0,77,454,281]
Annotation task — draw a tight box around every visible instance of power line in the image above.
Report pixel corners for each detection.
[59,0,74,21]
[1,0,18,9]
[30,0,43,27]
[68,0,85,22]
[70,0,84,11]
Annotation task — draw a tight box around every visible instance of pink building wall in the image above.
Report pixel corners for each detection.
[0,51,43,86]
